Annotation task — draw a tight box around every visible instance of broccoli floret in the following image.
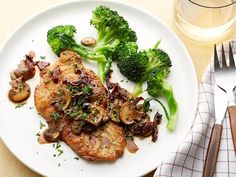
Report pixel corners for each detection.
[112,41,138,61]
[90,6,137,82]
[114,40,172,96]
[145,48,172,76]
[147,68,178,131]
[91,6,137,48]
[115,42,146,82]
[118,51,147,81]
[47,25,76,56]
[47,25,106,62]
[115,41,172,82]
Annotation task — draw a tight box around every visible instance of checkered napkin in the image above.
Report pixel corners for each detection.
[154,41,236,177]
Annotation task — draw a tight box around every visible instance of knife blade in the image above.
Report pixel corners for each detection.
[214,84,227,124]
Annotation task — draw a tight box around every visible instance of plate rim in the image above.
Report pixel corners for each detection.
[0,0,199,176]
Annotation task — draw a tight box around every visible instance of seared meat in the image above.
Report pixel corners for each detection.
[34,50,125,161]
[62,122,125,161]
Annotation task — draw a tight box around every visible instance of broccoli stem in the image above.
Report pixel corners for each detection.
[153,39,161,49]
[103,59,112,81]
[95,39,120,53]
[132,82,143,97]
[97,59,112,83]
[162,85,178,131]
[143,98,170,121]
[94,45,114,53]
[69,43,107,62]
[102,31,115,44]
[97,62,105,83]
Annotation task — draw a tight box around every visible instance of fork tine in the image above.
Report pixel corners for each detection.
[229,42,235,68]
[214,44,220,71]
[221,44,227,68]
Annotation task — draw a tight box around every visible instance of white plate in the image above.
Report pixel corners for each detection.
[0,1,198,177]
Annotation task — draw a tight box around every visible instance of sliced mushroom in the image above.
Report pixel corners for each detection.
[110,107,120,123]
[10,70,17,80]
[28,51,36,58]
[71,120,85,135]
[52,88,71,111]
[119,101,145,125]
[43,129,60,142]
[81,37,96,46]
[85,115,102,127]
[14,59,35,81]
[8,77,30,103]
[84,107,103,126]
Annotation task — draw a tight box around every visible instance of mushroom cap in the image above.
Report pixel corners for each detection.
[8,78,31,103]
[43,129,60,142]
[119,101,145,125]
[81,37,97,46]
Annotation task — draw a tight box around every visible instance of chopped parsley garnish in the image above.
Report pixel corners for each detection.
[40,56,46,60]
[126,133,134,141]
[55,141,61,150]
[52,141,64,157]
[36,132,40,137]
[51,111,61,121]
[15,102,25,109]
[91,109,99,115]
[39,121,46,129]
[82,86,93,95]
[74,157,79,160]
[57,149,64,156]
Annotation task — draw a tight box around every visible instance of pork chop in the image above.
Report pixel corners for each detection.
[34,50,125,161]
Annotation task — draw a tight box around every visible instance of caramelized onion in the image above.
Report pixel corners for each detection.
[126,140,139,153]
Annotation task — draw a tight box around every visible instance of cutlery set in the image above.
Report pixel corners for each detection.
[203,43,236,177]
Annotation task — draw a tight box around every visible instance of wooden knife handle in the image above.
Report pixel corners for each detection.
[203,124,222,177]
[228,106,236,152]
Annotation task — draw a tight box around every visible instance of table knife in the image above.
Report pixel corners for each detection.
[203,84,228,177]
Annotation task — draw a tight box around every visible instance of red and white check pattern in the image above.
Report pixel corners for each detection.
[154,40,236,177]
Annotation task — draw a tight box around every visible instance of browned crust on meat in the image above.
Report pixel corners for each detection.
[62,122,125,161]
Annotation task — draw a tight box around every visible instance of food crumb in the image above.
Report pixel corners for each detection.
[53,154,56,157]
[74,157,79,160]
[58,163,61,167]
[29,106,34,110]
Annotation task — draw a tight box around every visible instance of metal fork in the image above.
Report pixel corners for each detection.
[214,43,236,153]
[203,43,236,177]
